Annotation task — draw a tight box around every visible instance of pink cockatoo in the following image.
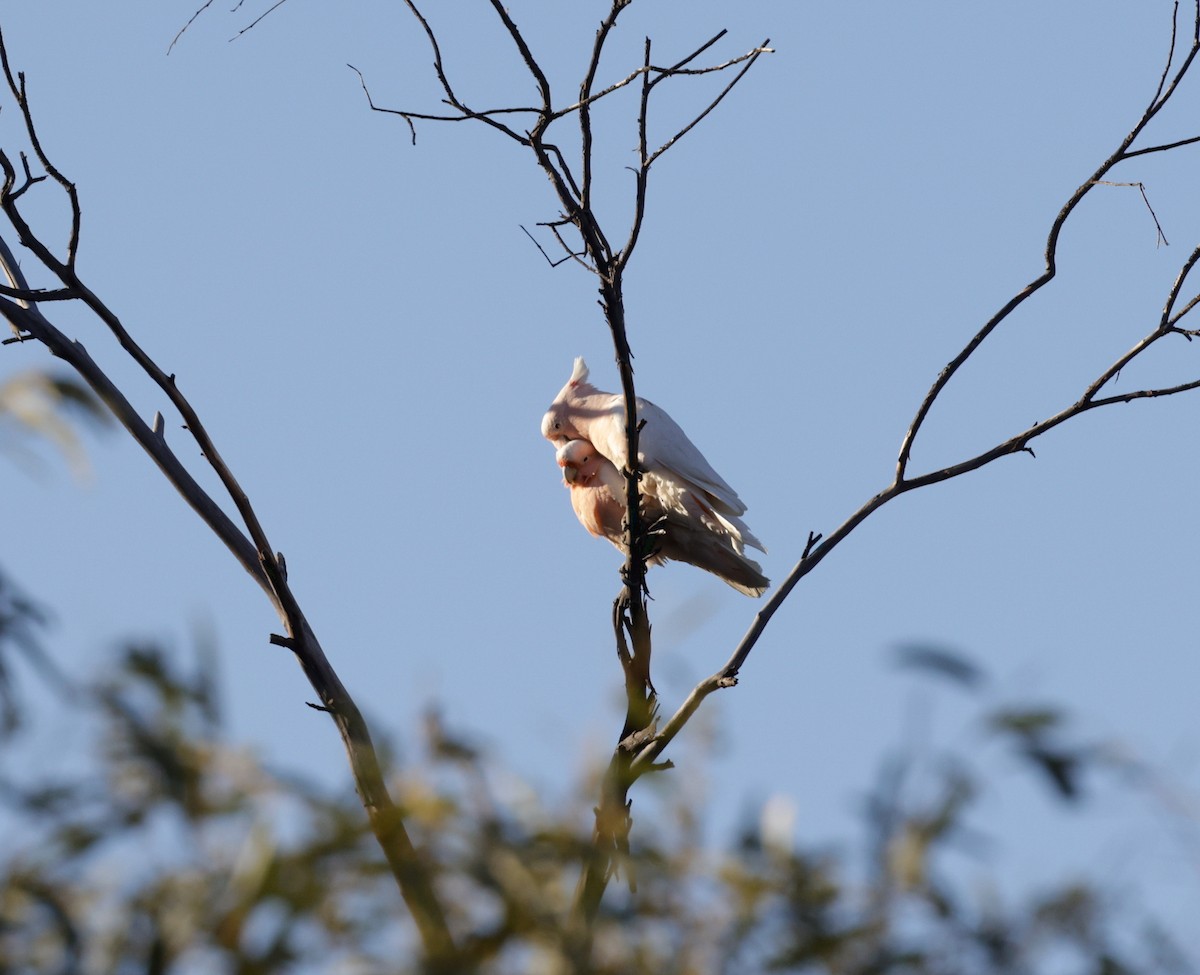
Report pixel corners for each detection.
[543,358,768,596]
[556,438,769,596]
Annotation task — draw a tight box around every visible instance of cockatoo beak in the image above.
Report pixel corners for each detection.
[561,463,579,485]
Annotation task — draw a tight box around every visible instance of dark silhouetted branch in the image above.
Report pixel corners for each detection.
[0,29,456,967]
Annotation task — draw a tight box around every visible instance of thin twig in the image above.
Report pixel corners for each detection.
[1122,133,1200,157]
[0,39,81,268]
[168,0,218,54]
[1162,244,1200,329]
[486,0,552,109]
[1091,180,1169,245]
[579,1,631,217]
[230,0,293,42]
[896,9,1200,482]
[553,34,768,121]
[646,40,772,168]
[622,37,653,272]
[1169,291,1200,328]
[520,224,584,268]
[1152,0,1182,105]
[541,222,596,274]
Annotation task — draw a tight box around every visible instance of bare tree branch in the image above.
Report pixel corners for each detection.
[1091,180,1169,245]
[626,1,1200,799]
[366,9,771,271]
[383,2,749,939]
[551,33,771,124]
[520,224,586,268]
[0,44,80,268]
[388,0,537,148]
[895,2,1200,484]
[349,63,542,147]
[0,283,72,303]
[170,0,297,49]
[0,30,457,966]
[645,38,771,170]
[1122,133,1200,157]
[168,0,218,54]
[631,249,1200,783]
[230,0,292,42]
[579,0,632,219]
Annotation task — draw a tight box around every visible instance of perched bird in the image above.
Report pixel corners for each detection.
[556,438,769,596]
[555,438,625,544]
[544,358,769,596]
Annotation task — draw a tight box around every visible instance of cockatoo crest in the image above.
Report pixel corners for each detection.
[541,356,601,445]
[569,356,588,386]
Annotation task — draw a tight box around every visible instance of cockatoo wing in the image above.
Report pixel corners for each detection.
[644,472,765,555]
[570,392,749,520]
[641,477,769,596]
[636,398,747,517]
[652,521,769,598]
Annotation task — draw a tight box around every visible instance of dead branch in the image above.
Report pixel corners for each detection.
[1123,133,1200,157]
[0,44,80,267]
[520,224,586,268]
[1091,180,1169,245]
[230,0,292,42]
[645,37,771,169]
[895,0,1200,484]
[0,29,456,967]
[168,0,217,54]
[634,240,1200,788]
[378,0,772,941]
[626,0,1200,795]
[170,0,294,51]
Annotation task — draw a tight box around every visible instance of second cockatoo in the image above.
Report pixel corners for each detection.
[543,358,768,596]
[556,438,769,596]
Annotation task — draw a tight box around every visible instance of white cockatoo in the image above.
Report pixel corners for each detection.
[543,358,768,596]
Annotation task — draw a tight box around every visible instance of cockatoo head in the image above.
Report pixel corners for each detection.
[540,404,576,445]
[556,438,602,486]
[540,357,592,444]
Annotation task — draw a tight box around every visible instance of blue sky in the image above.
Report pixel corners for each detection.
[2,0,1199,949]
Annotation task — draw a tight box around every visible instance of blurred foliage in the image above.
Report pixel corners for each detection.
[0,617,1194,974]
[0,569,57,740]
[0,370,112,481]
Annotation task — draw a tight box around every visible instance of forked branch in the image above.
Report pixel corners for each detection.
[373,2,773,944]
[896,0,1200,483]
[631,0,1200,778]
[150,0,1200,959]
